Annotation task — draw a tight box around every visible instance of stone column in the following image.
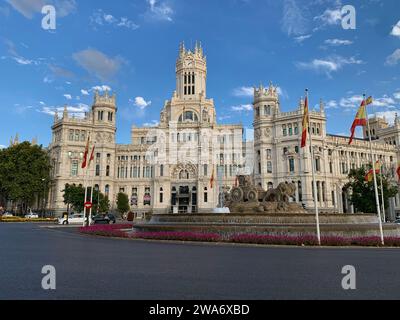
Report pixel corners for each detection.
[318,181,323,208]
[337,186,344,214]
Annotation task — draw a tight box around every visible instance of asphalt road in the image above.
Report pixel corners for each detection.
[1,223,400,300]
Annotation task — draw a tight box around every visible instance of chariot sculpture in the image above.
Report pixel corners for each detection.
[225,175,307,213]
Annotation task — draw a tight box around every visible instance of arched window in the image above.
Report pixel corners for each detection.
[106,165,110,177]
[105,185,110,196]
[178,111,198,122]
[204,187,208,203]
[159,187,164,203]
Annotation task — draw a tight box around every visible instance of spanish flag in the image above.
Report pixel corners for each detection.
[81,137,90,169]
[301,93,309,148]
[210,167,215,189]
[88,144,95,167]
[364,161,381,182]
[349,99,367,145]
[396,163,400,181]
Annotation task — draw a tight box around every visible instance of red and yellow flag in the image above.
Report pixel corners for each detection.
[88,144,95,167]
[210,167,215,189]
[349,99,367,145]
[301,94,309,148]
[364,160,381,182]
[81,137,90,169]
[396,162,400,181]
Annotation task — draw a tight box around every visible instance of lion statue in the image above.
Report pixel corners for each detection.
[263,182,297,210]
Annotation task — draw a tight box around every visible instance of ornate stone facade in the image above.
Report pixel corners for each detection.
[48,43,400,218]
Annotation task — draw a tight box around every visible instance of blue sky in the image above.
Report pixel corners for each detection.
[0,0,399,147]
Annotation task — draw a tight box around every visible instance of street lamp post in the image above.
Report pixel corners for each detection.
[41,178,46,218]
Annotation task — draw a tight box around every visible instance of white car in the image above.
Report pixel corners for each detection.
[2,212,13,217]
[25,213,39,219]
[58,213,87,225]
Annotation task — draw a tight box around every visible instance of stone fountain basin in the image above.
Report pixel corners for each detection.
[133,213,400,238]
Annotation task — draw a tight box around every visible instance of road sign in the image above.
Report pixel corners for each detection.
[84,202,93,209]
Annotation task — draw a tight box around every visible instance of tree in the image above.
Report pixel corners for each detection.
[0,142,50,214]
[344,167,398,214]
[63,184,85,213]
[116,192,130,216]
[94,192,110,214]
[63,184,109,214]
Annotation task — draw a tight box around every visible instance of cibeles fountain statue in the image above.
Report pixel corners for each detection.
[224,175,307,214]
[134,175,400,238]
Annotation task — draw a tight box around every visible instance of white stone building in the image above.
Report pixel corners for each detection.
[48,43,400,218]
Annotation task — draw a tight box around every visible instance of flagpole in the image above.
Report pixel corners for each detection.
[83,166,88,227]
[306,89,321,245]
[88,143,96,225]
[82,134,90,227]
[364,94,384,245]
[380,163,386,223]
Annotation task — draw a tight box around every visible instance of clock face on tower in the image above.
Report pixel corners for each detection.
[186,59,193,67]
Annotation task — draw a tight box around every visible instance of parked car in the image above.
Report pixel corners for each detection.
[92,213,116,225]
[395,219,400,224]
[25,213,39,219]
[58,213,87,225]
[2,212,13,218]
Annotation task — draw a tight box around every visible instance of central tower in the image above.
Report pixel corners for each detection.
[175,42,207,100]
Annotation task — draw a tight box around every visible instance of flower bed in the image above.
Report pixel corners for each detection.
[78,225,400,247]
[79,224,133,238]
[0,217,57,223]
[131,231,222,242]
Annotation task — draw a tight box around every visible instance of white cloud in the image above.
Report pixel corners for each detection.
[325,100,338,109]
[296,55,363,77]
[294,34,312,43]
[282,0,308,36]
[385,49,400,66]
[143,120,159,127]
[73,48,126,81]
[372,111,400,125]
[0,145,6,149]
[39,101,45,105]
[40,103,89,118]
[231,104,253,112]
[324,39,353,46]
[394,92,400,100]
[147,0,174,22]
[390,20,400,37]
[371,96,396,108]
[6,0,76,19]
[43,76,53,84]
[233,86,253,97]
[12,56,35,65]
[63,94,72,100]
[90,9,139,30]
[4,39,39,66]
[81,89,89,95]
[92,85,112,92]
[276,86,288,99]
[314,8,342,27]
[338,95,397,110]
[132,97,152,109]
[339,95,363,108]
